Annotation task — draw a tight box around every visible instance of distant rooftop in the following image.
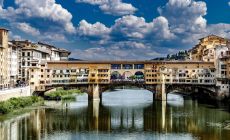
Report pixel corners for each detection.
[0,27,9,31]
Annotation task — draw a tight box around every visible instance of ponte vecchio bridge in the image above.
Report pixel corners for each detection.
[42,60,228,101]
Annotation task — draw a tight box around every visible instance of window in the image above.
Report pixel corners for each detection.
[71,69,76,72]
[134,64,144,69]
[111,64,121,69]
[221,65,227,69]
[27,52,30,56]
[22,52,25,56]
[122,64,133,69]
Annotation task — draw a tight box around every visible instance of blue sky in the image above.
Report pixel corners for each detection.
[0,0,230,60]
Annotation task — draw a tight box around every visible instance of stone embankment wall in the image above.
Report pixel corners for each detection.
[0,86,31,101]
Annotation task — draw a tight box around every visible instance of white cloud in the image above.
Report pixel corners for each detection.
[41,32,68,42]
[15,22,40,36]
[228,1,230,6]
[151,16,175,39]
[78,20,111,37]
[9,31,24,41]
[72,42,162,60]
[76,0,137,16]
[158,0,207,34]
[74,0,230,60]
[0,0,75,33]
[207,23,230,38]
[89,15,174,40]
[157,0,230,47]
[112,15,153,39]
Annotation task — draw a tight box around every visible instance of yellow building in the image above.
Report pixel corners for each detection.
[189,35,229,62]
[0,28,9,89]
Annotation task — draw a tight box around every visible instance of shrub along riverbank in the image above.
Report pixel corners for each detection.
[0,96,44,114]
[44,89,83,101]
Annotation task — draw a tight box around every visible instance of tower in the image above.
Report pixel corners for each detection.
[0,28,9,89]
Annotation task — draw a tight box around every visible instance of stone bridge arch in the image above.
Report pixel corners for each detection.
[134,71,144,79]
[122,71,133,80]
[165,84,217,98]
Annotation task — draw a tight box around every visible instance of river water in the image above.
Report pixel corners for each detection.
[0,89,230,140]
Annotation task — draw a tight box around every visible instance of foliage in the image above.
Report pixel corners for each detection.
[153,50,189,61]
[45,89,83,100]
[129,75,136,80]
[61,95,76,101]
[0,96,44,114]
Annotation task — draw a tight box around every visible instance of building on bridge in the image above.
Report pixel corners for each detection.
[1,28,230,101]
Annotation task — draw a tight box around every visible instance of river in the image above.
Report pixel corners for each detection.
[0,89,230,140]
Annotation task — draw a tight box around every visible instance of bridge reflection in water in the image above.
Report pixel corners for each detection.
[0,89,230,140]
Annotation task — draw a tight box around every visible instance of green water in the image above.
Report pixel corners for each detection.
[0,89,230,140]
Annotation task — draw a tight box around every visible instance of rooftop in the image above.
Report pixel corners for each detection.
[47,60,214,65]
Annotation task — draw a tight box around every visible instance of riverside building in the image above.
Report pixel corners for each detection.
[1,27,230,100]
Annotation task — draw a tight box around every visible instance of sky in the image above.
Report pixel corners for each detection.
[0,0,230,60]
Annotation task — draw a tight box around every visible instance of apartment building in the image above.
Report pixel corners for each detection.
[0,28,9,89]
[9,41,71,92]
[49,62,110,86]
[189,35,229,62]
[8,42,22,87]
[145,62,215,85]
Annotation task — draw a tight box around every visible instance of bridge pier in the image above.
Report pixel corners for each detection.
[88,84,100,101]
[155,84,167,101]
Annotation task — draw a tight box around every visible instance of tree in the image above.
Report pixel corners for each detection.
[167,54,171,59]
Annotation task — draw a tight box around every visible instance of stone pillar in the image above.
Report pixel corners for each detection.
[88,84,100,100]
[155,73,167,101]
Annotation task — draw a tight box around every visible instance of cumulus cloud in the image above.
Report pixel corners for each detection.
[111,15,174,39]
[0,0,75,33]
[158,0,207,34]
[78,14,174,43]
[78,20,111,37]
[72,41,161,60]
[75,0,230,60]
[156,0,230,47]
[15,22,40,36]
[40,32,68,42]
[229,1,230,6]
[76,14,176,59]
[76,0,137,16]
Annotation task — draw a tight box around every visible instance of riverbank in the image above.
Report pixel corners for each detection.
[0,86,31,102]
[44,88,83,101]
[0,96,44,114]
